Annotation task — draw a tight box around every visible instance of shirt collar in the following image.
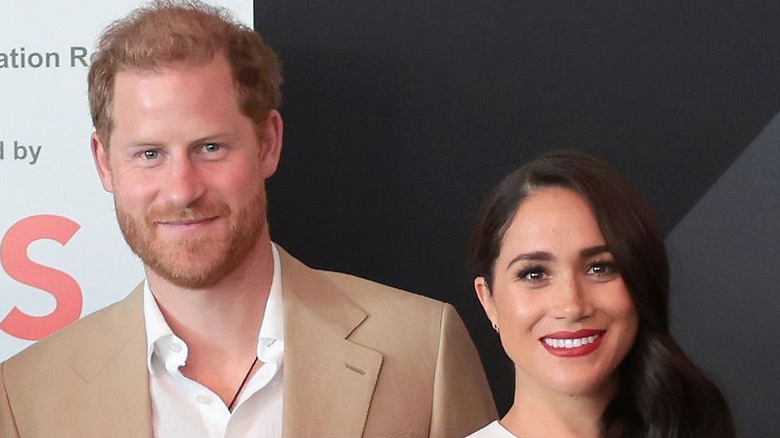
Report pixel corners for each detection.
[144,243,285,375]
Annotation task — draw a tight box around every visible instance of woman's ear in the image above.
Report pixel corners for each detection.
[474,277,498,331]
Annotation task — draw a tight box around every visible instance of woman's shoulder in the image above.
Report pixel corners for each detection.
[466,420,518,438]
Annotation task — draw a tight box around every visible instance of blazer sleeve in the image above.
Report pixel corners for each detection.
[429,303,498,437]
[0,362,21,438]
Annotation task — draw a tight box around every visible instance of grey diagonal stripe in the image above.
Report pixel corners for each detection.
[666,112,780,437]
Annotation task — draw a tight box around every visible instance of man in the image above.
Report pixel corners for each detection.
[0,1,496,437]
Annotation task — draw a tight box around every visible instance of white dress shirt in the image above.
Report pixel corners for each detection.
[143,244,285,438]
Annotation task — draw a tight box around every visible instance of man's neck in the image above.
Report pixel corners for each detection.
[147,235,274,365]
[145,235,275,405]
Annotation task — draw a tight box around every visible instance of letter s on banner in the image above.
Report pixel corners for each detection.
[0,215,83,340]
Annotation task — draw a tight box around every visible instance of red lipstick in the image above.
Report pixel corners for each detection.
[540,329,605,357]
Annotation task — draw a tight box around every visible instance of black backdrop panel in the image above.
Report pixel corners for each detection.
[256,2,780,436]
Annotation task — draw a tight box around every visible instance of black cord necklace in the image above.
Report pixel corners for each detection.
[227,356,258,412]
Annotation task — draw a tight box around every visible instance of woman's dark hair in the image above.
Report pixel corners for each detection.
[470,149,736,437]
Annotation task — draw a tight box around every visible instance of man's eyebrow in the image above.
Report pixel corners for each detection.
[191,132,236,144]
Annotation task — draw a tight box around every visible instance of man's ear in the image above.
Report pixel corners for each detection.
[258,109,283,179]
[91,132,114,193]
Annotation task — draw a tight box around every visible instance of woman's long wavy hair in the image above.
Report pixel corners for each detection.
[470,149,736,437]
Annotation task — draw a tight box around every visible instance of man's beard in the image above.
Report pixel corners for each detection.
[116,189,266,289]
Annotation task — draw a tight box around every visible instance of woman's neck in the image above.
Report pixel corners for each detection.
[501,377,616,438]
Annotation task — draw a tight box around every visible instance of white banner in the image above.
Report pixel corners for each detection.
[0,0,254,361]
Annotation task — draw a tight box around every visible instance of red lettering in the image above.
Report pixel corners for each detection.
[1,215,83,340]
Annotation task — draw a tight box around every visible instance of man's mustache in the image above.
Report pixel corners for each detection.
[146,203,230,224]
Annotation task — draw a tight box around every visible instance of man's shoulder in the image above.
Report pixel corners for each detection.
[317,268,447,312]
[279,246,450,314]
[3,289,142,372]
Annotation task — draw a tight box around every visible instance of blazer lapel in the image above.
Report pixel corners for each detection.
[280,249,383,438]
[68,285,153,437]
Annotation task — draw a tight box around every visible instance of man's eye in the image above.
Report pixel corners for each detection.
[142,150,159,160]
[203,143,220,153]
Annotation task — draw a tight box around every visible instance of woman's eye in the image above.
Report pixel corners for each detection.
[587,262,618,277]
[519,267,548,282]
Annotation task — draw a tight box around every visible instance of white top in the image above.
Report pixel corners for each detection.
[143,244,285,438]
[466,420,518,437]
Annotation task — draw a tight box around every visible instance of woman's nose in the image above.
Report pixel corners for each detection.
[552,275,593,322]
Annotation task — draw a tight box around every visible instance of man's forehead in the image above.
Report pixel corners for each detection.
[114,49,229,78]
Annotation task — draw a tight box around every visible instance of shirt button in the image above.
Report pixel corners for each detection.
[169,343,182,353]
[196,395,212,405]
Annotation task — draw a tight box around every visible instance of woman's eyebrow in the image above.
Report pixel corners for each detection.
[580,245,611,258]
[505,251,553,271]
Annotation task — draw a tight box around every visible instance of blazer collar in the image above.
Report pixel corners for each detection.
[69,284,153,437]
[66,250,382,437]
[279,248,383,437]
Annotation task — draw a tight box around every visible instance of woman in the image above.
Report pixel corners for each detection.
[467,149,736,437]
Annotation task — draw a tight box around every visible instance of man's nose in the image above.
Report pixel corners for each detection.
[163,155,206,208]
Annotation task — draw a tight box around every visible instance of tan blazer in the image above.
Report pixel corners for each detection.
[0,249,496,437]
